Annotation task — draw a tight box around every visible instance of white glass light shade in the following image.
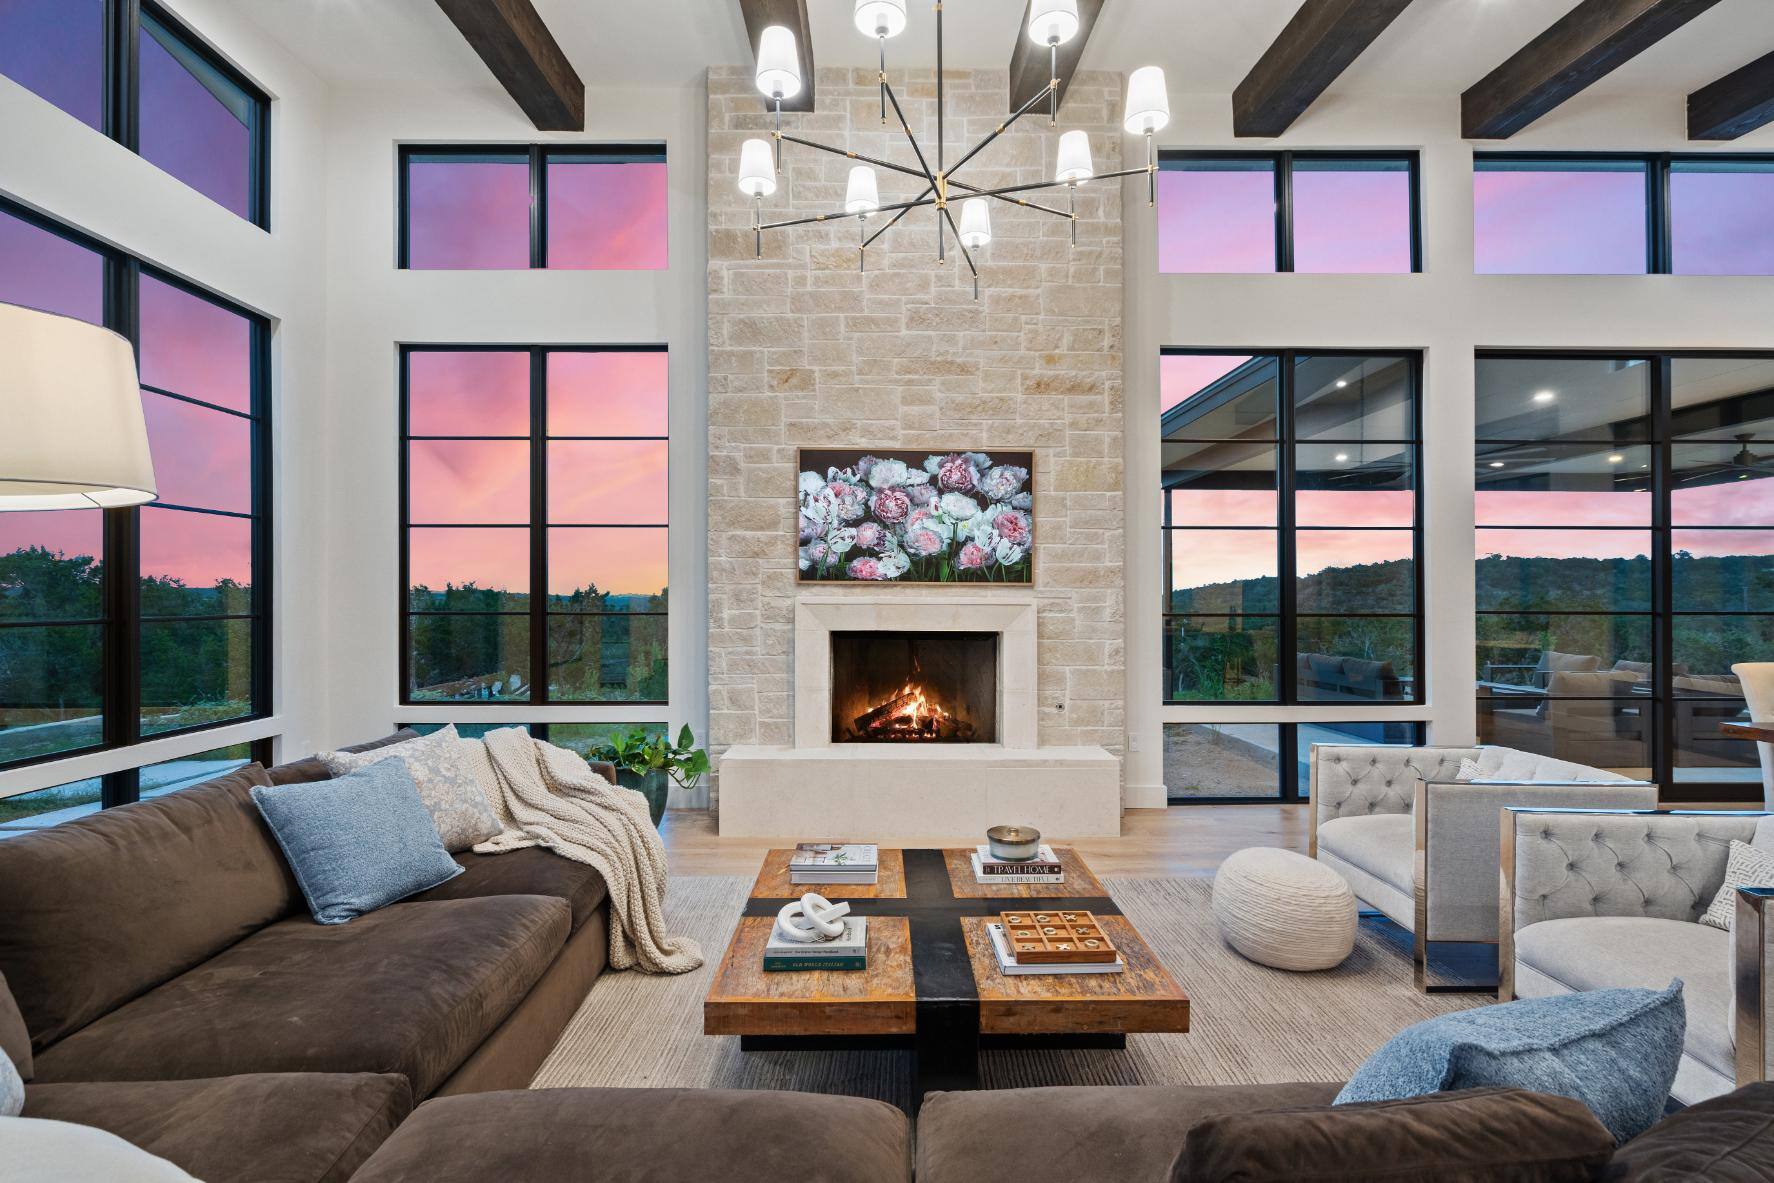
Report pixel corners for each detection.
[755,25,802,100]
[1123,65,1170,134]
[854,0,907,39]
[1028,0,1080,46]
[845,165,880,214]
[737,138,776,197]
[958,198,992,249]
[0,303,154,510]
[1055,130,1094,183]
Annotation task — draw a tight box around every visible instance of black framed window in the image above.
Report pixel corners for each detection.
[0,739,272,838]
[1474,154,1774,276]
[401,346,669,706]
[398,145,669,270]
[1163,720,1426,804]
[1157,151,1420,274]
[1475,351,1774,800]
[0,198,272,772]
[1162,350,1424,706]
[0,0,269,226]
[402,720,666,762]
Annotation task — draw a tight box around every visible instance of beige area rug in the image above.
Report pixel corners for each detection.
[532,876,1480,1110]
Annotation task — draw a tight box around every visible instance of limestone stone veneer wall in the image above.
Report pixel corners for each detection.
[706,66,1126,807]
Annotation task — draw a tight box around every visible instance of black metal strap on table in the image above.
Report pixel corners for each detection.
[739,849,1125,1100]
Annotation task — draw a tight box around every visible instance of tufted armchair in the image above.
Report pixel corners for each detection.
[1310,744,1657,991]
[1502,808,1774,1105]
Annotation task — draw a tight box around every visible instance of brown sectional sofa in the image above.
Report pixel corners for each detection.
[0,730,617,1182]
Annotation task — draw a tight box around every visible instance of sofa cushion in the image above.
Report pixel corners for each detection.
[1515,916,1733,1078]
[916,1083,1343,1183]
[267,729,420,786]
[408,848,608,929]
[1316,814,1412,893]
[33,895,568,1097]
[0,763,297,1050]
[351,1087,912,1183]
[1612,1081,1774,1181]
[0,969,30,1081]
[23,1072,411,1183]
[1173,1087,1614,1183]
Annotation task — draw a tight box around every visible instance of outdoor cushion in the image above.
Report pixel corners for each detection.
[23,1072,411,1183]
[1316,814,1412,893]
[352,1087,913,1183]
[1337,984,1685,1143]
[408,848,609,930]
[916,1083,1344,1183]
[0,763,295,1051]
[1515,916,1733,1078]
[32,895,568,1097]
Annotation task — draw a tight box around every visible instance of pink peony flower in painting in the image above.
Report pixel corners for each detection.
[799,450,1033,584]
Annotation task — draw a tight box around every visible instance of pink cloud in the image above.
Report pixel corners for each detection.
[1673,477,1774,527]
[138,275,251,411]
[409,527,528,594]
[0,511,102,564]
[1168,489,1275,527]
[1296,490,1414,528]
[547,441,667,524]
[140,508,250,586]
[143,392,251,513]
[407,160,531,269]
[1160,353,1254,415]
[1170,529,1274,590]
[408,440,529,524]
[1476,490,1652,528]
[1296,529,1412,578]
[408,351,530,437]
[549,527,667,598]
[1157,169,1275,273]
[548,351,668,437]
[546,161,668,270]
[1474,170,1646,274]
[1292,168,1411,274]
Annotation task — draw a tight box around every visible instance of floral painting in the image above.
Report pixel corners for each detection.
[797,449,1034,584]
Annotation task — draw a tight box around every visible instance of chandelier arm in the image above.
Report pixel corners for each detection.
[777,133,928,183]
[881,80,939,188]
[862,191,928,249]
[935,0,943,176]
[951,165,1153,206]
[939,205,977,279]
[947,177,1070,220]
[944,82,1054,179]
[761,192,936,232]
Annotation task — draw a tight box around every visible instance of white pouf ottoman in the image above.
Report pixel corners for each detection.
[1212,846,1357,971]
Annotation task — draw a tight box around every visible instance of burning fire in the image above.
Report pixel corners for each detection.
[892,681,949,731]
[849,678,971,741]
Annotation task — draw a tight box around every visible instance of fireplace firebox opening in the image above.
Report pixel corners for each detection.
[830,631,998,744]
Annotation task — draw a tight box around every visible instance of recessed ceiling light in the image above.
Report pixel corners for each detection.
[1335,380,1348,388]
[1533,390,1556,404]
[1489,461,1505,468]
[1334,452,1350,462]
[1607,453,1624,464]
[1640,463,1649,469]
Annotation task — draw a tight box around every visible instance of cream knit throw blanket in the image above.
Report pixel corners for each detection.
[468,727,702,975]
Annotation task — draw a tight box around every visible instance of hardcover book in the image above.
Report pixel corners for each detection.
[975,844,1061,874]
[970,853,1063,884]
[763,915,868,959]
[986,924,1122,976]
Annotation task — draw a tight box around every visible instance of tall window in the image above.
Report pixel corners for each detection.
[1163,721,1424,804]
[1475,352,1774,799]
[0,0,268,225]
[0,201,270,772]
[1158,152,1419,274]
[1163,351,1422,706]
[1474,154,1774,275]
[399,145,668,270]
[402,346,669,705]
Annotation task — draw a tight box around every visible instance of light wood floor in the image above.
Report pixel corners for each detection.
[658,804,1310,878]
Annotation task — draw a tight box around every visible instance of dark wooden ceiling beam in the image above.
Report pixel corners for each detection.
[1232,0,1415,138]
[1688,49,1774,139]
[1462,0,1726,139]
[1009,0,1106,115]
[433,0,583,130]
[739,0,814,113]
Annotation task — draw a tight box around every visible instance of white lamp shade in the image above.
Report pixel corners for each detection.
[0,302,154,510]
[845,165,880,214]
[1123,65,1170,134]
[1055,129,1093,183]
[1028,0,1080,46]
[755,25,802,100]
[737,138,777,197]
[958,198,992,249]
[854,0,907,39]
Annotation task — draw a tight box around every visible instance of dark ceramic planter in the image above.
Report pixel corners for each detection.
[615,768,669,827]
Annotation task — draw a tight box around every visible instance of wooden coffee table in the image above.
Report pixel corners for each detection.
[703,847,1189,1102]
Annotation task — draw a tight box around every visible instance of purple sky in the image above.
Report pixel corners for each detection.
[1474,169,1647,274]
[137,16,251,219]
[0,0,104,130]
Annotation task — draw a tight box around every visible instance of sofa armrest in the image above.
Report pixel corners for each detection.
[587,760,618,784]
[1417,781,1657,945]
[1738,887,1774,1088]
[1309,746,1479,850]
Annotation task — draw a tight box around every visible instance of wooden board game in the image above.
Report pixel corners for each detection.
[999,909,1118,964]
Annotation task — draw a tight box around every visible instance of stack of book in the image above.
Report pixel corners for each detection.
[986,923,1123,976]
[788,843,879,885]
[971,844,1064,884]
[762,915,868,972]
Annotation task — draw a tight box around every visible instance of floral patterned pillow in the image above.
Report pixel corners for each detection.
[321,726,501,852]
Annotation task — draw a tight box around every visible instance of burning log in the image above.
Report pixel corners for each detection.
[852,691,923,734]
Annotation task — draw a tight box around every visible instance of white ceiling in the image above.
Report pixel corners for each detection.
[240,0,1774,102]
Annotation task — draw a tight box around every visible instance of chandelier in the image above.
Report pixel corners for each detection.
[736,0,1170,298]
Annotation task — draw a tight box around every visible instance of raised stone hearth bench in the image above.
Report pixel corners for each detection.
[717,744,1122,840]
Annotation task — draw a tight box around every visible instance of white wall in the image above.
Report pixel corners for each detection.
[0,0,332,794]
[318,79,711,804]
[1122,88,1774,807]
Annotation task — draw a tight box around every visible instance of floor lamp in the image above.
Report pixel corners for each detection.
[0,302,157,510]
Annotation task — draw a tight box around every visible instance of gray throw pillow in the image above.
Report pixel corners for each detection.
[322,725,500,851]
[1335,982,1685,1144]
[250,759,463,925]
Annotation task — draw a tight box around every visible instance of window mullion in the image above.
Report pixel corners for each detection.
[1278,352,1298,703]
[530,145,546,269]
[530,349,549,703]
[1275,153,1293,273]
[1651,356,1674,789]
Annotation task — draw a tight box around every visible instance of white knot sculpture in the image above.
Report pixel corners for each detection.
[773,892,851,944]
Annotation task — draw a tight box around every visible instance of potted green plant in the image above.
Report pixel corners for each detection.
[588,724,710,826]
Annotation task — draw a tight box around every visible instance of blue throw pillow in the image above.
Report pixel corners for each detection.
[251,758,462,925]
[1336,982,1685,1144]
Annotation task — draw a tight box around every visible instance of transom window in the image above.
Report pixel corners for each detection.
[401,346,669,705]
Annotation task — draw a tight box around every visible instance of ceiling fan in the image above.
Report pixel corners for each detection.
[1678,433,1774,484]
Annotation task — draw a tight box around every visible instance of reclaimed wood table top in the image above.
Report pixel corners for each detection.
[703,847,1189,1040]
